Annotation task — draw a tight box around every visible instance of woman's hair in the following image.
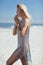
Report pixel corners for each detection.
[17,4,31,20]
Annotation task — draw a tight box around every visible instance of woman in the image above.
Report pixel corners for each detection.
[6,4,32,65]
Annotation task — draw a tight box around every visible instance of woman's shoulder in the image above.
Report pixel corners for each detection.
[24,18,30,25]
[24,18,29,21]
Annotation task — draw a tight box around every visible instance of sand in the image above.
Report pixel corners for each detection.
[0,26,43,65]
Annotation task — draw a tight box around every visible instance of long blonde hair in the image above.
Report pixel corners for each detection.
[17,4,31,20]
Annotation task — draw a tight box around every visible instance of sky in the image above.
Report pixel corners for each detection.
[0,0,43,24]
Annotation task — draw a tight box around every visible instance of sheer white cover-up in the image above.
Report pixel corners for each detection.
[15,18,32,64]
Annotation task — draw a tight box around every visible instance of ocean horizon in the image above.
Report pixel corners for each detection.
[0,23,43,28]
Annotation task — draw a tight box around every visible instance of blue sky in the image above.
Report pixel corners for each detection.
[0,0,43,24]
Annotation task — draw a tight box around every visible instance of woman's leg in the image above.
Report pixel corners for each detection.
[6,47,22,65]
[20,56,28,65]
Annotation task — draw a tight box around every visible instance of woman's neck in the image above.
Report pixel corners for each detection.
[20,16,25,20]
[18,15,27,21]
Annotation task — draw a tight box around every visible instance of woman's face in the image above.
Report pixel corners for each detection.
[16,7,23,17]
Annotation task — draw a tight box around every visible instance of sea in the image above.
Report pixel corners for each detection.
[0,23,43,28]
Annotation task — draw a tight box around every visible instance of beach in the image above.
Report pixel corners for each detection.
[0,26,43,65]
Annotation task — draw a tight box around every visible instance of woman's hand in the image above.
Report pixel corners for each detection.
[18,31,22,36]
[18,30,25,36]
[21,29,25,36]
[14,15,20,30]
[14,15,19,25]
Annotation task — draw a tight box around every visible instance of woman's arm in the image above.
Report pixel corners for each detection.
[20,19,30,36]
[13,15,21,35]
[13,25,17,35]
[14,15,20,30]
